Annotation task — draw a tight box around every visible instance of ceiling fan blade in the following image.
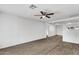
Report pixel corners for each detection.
[40,11,45,15]
[47,13,54,15]
[40,17,43,19]
[46,15,50,18]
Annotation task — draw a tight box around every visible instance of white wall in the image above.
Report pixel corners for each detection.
[55,22,79,44]
[0,13,47,49]
[63,24,79,44]
[0,13,56,49]
[56,25,63,35]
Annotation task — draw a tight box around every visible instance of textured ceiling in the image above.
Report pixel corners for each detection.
[0,4,79,24]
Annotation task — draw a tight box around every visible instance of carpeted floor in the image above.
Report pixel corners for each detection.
[0,35,79,55]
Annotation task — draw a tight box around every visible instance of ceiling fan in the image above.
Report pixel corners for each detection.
[34,11,54,19]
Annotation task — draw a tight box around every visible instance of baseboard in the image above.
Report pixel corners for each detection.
[63,40,79,44]
[0,35,57,49]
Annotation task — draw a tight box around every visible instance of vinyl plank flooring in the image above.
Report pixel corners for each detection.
[0,35,79,55]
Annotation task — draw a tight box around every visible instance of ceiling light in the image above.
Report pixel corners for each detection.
[29,4,37,9]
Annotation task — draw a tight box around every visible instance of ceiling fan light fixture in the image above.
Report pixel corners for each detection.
[34,10,55,19]
[42,16,45,18]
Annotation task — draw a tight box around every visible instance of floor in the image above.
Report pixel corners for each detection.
[0,35,79,55]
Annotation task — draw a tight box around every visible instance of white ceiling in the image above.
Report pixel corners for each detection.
[0,4,79,24]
